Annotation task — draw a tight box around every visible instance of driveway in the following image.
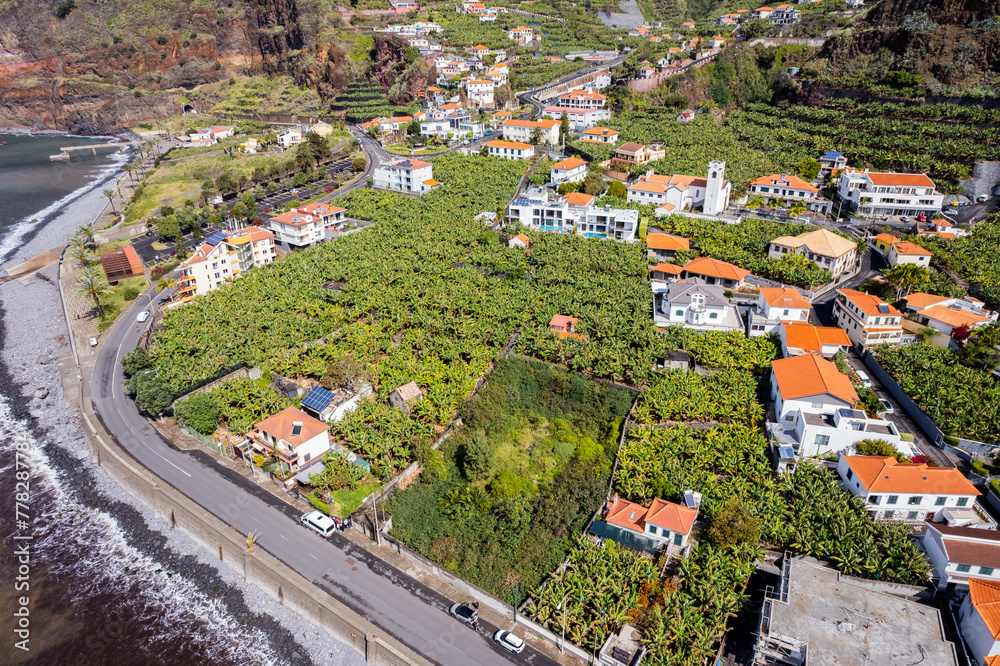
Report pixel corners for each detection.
[942,196,999,226]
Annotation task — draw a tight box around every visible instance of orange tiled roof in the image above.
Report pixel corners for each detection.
[837,289,901,316]
[645,498,698,535]
[583,126,617,136]
[551,157,587,170]
[513,233,529,244]
[875,233,901,245]
[892,241,932,256]
[973,577,1000,639]
[845,455,980,496]
[783,322,851,353]
[760,286,811,309]
[937,232,957,239]
[651,262,684,275]
[905,292,948,309]
[646,233,690,252]
[772,353,858,404]
[683,256,749,281]
[255,407,328,449]
[920,304,991,328]
[751,173,818,193]
[865,172,936,187]
[486,139,532,150]
[562,192,595,205]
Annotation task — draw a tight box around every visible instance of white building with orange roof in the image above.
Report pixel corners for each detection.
[268,203,347,249]
[374,158,436,195]
[748,173,831,214]
[541,105,611,130]
[769,4,800,24]
[679,21,695,29]
[175,227,277,301]
[556,89,608,110]
[751,5,774,19]
[463,79,494,107]
[501,118,559,145]
[646,233,690,262]
[769,357,907,458]
[838,167,944,217]
[506,187,637,240]
[579,126,618,144]
[747,286,813,336]
[629,162,732,216]
[768,228,857,276]
[549,157,588,185]
[925,524,1000,589]
[508,233,530,248]
[247,406,331,472]
[887,240,932,267]
[681,256,750,288]
[961,578,1000,664]
[602,493,699,552]
[778,322,851,357]
[485,139,534,160]
[507,26,534,43]
[709,35,726,48]
[838,454,983,524]
[833,288,903,348]
[902,293,997,338]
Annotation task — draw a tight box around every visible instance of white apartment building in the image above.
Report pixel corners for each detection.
[903,293,998,338]
[541,106,611,131]
[268,202,347,249]
[627,161,731,216]
[833,288,903,348]
[501,119,559,145]
[549,157,588,185]
[747,286,813,336]
[506,189,638,241]
[654,278,743,331]
[373,158,437,195]
[924,524,1000,589]
[463,79,494,107]
[748,173,831,214]
[768,355,908,459]
[838,455,983,524]
[838,168,945,217]
[276,128,303,147]
[768,228,858,277]
[556,90,607,110]
[176,227,276,301]
[485,140,534,160]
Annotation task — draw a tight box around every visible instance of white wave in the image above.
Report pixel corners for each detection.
[0,400,284,666]
[0,147,130,262]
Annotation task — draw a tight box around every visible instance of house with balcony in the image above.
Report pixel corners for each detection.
[462,79,494,108]
[654,278,743,331]
[778,322,851,358]
[602,493,698,552]
[556,89,608,111]
[502,119,559,145]
[507,25,534,43]
[373,158,437,195]
[887,240,932,267]
[903,293,997,338]
[768,228,857,277]
[612,143,665,170]
[646,233,690,262]
[833,288,904,348]
[769,4,800,23]
[540,105,611,131]
[838,455,989,527]
[246,407,331,474]
[960,578,1000,666]
[276,128,304,147]
[269,205,342,249]
[485,140,534,160]
[649,262,684,289]
[681,256,750,289]
[176,227,277,301]
[579,127,618,144]
[924,523,1000,590]
[819,150,848,176]
[506,188,637,240]
[549,157,588,185]
[749,174,832,214]
[838,168,944,217]
[747,286,813,336]
[768,355,908,459]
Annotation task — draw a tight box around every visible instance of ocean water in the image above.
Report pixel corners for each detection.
[0,134,294,665]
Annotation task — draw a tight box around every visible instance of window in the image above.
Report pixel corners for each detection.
[675,310,684,317]
[982,567,995,576]
[908,496,922,505]
[887,495,898,505]
[957,497,969,507]
[814,434,830,446]
[907,511,919,519]
[810,402,823,409]
[709,313,718,320]
[784,415,794,422]
[935,497,946,506]
[869,495,880,505]
[957,564,971,573]
[673,533,683,546]
[846,469,854,480]
[783,309,789,316]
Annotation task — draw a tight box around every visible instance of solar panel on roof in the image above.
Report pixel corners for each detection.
[877,303,890,314]
[205,231,228,246]
[301,386,335,413]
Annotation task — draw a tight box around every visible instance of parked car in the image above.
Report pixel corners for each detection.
[449,602,478,627]
[879,399,894,415]
[899,215,910,222]
[978,194,990,202]
[299,511,337,537]
[855,370,872,389]
[136,311,150,323]
[485,129,494,135]
[493,630,525,654]
[916,214,927,222]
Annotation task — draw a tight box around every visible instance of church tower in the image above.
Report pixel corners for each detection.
[703,160,728,216]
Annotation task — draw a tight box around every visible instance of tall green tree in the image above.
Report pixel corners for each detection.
[77,266,113,319]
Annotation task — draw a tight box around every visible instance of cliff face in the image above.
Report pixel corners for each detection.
[819,0,1000,90]
[0,0,342,132]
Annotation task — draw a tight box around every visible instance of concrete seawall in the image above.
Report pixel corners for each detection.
[77,376,429,666]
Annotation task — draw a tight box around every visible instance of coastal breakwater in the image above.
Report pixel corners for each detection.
[76,378,428,666]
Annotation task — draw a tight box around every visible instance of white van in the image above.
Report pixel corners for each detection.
[855,370,872,389]
[300,511,337,537]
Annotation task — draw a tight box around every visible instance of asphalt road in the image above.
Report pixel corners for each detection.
[943,195,999,226]
[91,288,560,666]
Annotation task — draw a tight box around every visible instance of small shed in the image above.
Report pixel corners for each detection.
[389,381,423,412]
[549,314,579,335]
[658,350,693,371]
[508,233,530,249]
[99,246,144,283]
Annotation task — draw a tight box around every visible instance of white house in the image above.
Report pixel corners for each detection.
[248,407,331,472]
[833,288,904,348]
[960,577,1000,666]
[680,256,749,289]
[541,106,611,131]
[903,293,997,338]
[769,355,908,459]
[508,26,534,42]
[210,125,234,140]
[276,128,304,147]
[749,173,832,214]
[654,278,743,331]
[646,233,690,263]
[549,157,588,185]
[768,228,858,277]
[838,168,945,217]
[603,493,698,550]
[747,286,813,336]
[777,322,852,358]
[501,119,559,145]
[269,203,347,249]
[373,158,437,195]
[557,89,607,110]
[485,140,534,160]
[628,162,731,216]
[463,79,495,108]
[176,227,276,301]
[837,455,983,524]
[769,4,800,24]
[579,127,618,144]
[887,240,932,267]
[924,523,1000,590]
[506,188,638,241]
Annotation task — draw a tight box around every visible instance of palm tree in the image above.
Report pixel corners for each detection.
[77,266,113,319]
[68,237,89,268]
[157,277,177,302]
[745,194,765,210]
[75,222,96,249]
[789,200,807,217]
[102,188,118,216]
[882,264,928,299]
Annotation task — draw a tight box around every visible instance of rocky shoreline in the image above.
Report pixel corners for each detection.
[0,170,360,664]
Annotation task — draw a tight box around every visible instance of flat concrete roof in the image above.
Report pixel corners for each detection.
[765,558,957,666]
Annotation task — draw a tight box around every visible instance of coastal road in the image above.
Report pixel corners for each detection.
[91,291,560,666]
